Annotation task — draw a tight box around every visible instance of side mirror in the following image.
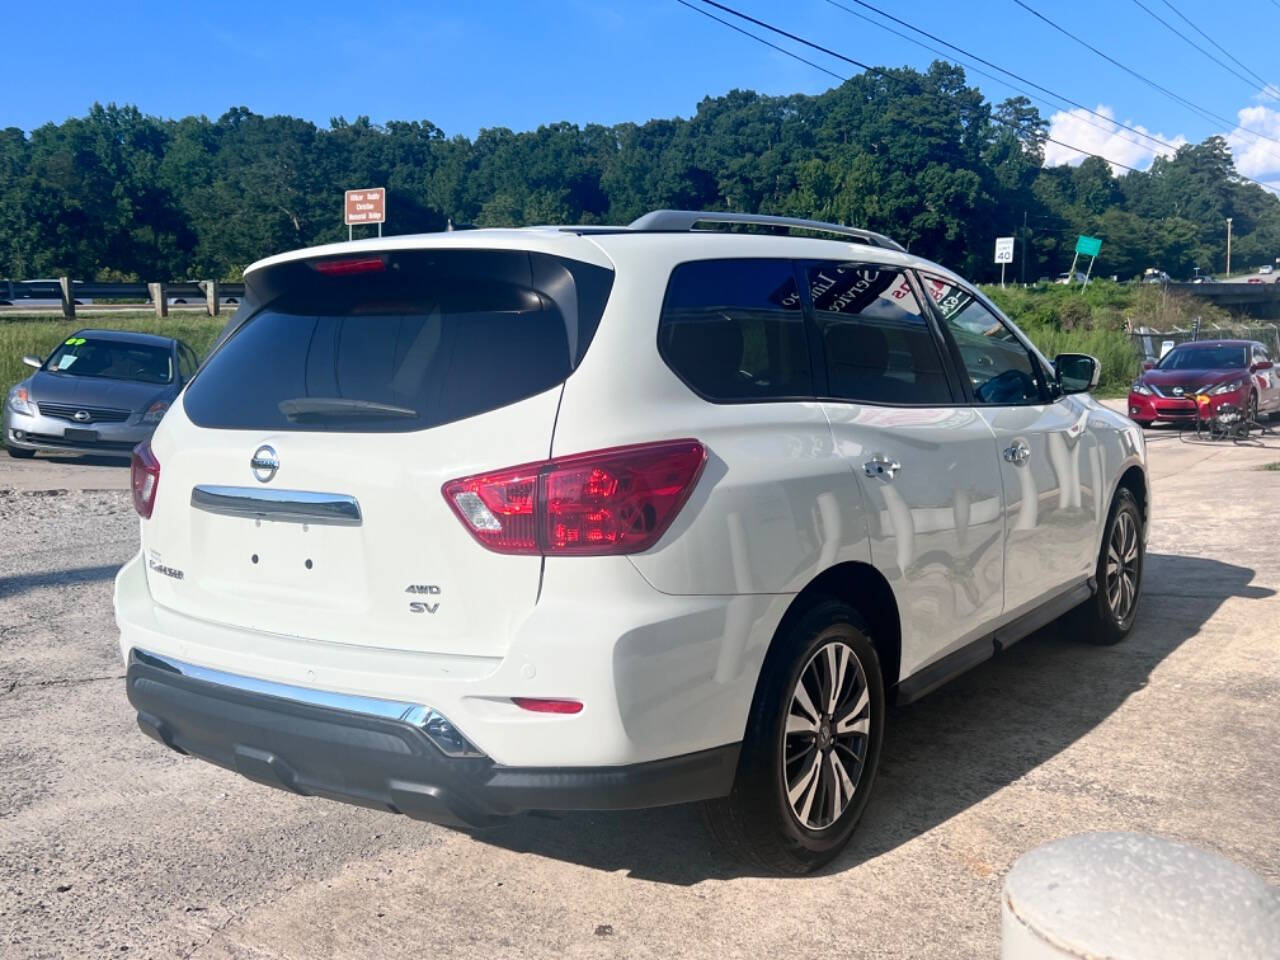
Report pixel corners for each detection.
[1253,360,1274,372]
[1141,358,1157,371]
[21,355,41,369]
[1055,353,1100,395]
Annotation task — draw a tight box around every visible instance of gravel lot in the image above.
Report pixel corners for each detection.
[1,422,1278,959]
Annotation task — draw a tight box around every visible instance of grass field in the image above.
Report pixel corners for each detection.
[1,312,225,414]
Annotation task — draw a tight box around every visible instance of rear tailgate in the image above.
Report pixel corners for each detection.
[140,245,613,659]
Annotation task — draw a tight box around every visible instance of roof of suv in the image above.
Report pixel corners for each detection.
[244,210,963,285]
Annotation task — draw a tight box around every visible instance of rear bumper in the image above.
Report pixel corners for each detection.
[126,648,739,826]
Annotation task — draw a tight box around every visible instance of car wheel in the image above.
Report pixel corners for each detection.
[1073,487,1144,645]
[1133,419,1154,429]
[1249,392,1259,424]
[6,446,36,459]
[701,599,885,874]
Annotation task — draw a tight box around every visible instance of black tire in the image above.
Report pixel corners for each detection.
[1133,419,1154,430]
[1072,487,1144,645]
[1249,392,1259,425]
[6,445,35,459]
[702,599,885,874]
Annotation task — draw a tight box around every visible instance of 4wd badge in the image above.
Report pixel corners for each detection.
[406,584,441,613]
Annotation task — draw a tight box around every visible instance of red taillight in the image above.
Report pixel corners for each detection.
[511,697,584,715]
[443,439,706,556]
[309,256,387,276]
[131,441,160,519]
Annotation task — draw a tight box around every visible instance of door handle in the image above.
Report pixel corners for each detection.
[863,455,901,481]
[1003,440,1031,465]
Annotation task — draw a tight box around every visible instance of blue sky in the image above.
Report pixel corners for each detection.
[4,0,1279,185]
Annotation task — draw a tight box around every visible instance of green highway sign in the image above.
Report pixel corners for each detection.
[1075,235,1102,257]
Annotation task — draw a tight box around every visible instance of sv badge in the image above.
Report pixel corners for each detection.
[406,584,441,614]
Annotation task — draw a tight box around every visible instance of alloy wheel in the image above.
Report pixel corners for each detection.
[783,639,871,831]
[1105,509,1140,623]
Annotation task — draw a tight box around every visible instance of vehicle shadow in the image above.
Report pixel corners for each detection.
[26,453,131,468]
[0,563,121,600]
[468,553,1272,884]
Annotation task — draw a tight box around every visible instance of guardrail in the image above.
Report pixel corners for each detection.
[0,278,246,318]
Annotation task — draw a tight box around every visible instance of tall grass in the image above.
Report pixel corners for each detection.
[1016,320,1138,392]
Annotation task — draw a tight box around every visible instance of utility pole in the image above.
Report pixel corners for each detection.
[1021,210,1028,285]
[1226,217,1233,276]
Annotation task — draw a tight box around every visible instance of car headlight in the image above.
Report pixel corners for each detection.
[1131,381,1152,396]
[141,401,169,424]
[1209,380,1244,395]
[6,386,33,415]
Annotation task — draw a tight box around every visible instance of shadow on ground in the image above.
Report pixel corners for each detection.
[470,553,1272,884]
[0,562,121,599]
[21,452,132,468]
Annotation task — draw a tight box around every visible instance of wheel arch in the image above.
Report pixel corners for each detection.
[766,561,902,693]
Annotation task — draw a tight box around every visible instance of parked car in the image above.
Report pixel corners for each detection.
[4,329,200,458]
[1128,339,1278,427]
[1260,265,1274,275]
[0,278,93,307]
[114,210,1149,873]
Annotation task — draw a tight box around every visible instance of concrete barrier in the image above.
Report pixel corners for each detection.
[1002,832,1279,959]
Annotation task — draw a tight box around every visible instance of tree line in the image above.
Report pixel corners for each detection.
[2,61,1277,283]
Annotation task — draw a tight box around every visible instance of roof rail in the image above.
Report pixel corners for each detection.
[627,209,906,253]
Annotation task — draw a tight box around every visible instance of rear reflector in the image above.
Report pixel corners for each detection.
[131,441,160,519]
[309,256,387,276]
[512,697,584,715]
[443,439,706,556]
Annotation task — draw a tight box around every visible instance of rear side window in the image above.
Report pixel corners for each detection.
[184,250,612,432]
[659,259,812,401]
[806,263,952,405]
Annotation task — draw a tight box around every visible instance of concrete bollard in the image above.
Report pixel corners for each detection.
[59,276,76,319]
[1002,832,1279,959]
[203,279,219,317]
[148,282,168,319]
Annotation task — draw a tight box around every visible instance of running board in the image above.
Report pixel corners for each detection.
[894,579,1095,705]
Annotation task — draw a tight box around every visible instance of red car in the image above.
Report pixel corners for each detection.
[1128,339,1280,427]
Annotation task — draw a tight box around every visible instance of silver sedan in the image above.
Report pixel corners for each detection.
[4,329,198,458]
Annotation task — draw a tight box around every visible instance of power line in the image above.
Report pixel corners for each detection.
[1012,0,1280,153]
[1155,0,1280,99]
[673,0,845,82]
[682,0,1146,173]
[1128,0,1272,96]
[823,0,1182,164]
[827,0,1280,194]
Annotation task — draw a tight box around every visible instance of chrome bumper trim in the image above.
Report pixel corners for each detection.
[130,648,483,757]
[190,485,362,526]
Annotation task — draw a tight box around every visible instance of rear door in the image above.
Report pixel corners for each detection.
[807,263,1006,680]
[142,247,612,659]
[921,275,1099,615]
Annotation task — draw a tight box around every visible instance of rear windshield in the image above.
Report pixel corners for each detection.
[44,338,173,385]
[184,249,612,432]
[1158,345,1247,371]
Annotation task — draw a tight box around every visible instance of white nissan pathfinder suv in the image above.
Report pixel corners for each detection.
[116,211,1148,873]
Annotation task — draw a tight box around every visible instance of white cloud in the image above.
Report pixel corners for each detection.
[1225,104,1280,192]
[1044,104,1186,174]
